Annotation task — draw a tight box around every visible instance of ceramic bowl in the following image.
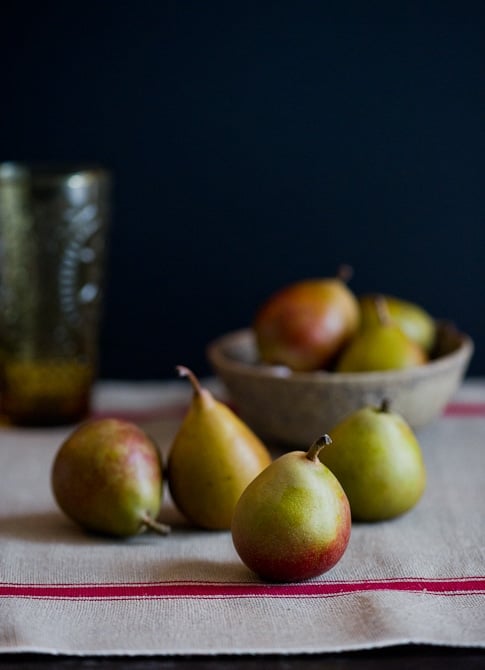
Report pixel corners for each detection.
[207,323,474,447]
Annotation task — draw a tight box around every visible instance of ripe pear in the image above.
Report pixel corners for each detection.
[167,366,272,530]
[319,400,426,521]
[51,418,170,537]
[336,296,427,372]
[253,266,360,372]
[360,293,436,353]
[231,435,351,582]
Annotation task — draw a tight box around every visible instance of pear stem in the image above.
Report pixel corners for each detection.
[306,434,332,462]
[337,264,354,284]
[378,398,391,413]
[176,365,203,395]
[375,295,392,326]
[140,513,171,536]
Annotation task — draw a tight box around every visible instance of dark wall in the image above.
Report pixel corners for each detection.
[3,1,484,379]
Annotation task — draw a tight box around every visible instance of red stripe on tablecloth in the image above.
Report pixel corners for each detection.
[1,577,485,600]
[91,402,485,423]
[444,402,485,416]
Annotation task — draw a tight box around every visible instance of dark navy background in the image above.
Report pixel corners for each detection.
[2,1,483,378]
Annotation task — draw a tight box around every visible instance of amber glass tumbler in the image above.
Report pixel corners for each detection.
[0,163,110,426]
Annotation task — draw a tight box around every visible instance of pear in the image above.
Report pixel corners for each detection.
[167,366,272,530]
[360,293,436,353]
[319,400,426,521]
[51,418,170,537]
[231,435,351,582]
[336,296,427,372]
[253,265,360,372]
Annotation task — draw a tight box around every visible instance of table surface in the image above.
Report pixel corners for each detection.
[3,647,485,669]
[1,379,485,664]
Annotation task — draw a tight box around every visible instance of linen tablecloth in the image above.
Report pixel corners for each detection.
[0,378,484,655]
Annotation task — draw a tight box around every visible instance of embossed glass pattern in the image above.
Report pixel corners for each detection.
[0,163,110,425]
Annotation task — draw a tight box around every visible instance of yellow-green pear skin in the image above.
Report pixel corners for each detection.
[167,366,272,530]
[319,403,426,521]
[231,436,351,583]
[360,293,436,353]
[336,324,427,372]
[336,297,427,372]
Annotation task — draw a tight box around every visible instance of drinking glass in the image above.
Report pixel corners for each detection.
[0,162,111,425]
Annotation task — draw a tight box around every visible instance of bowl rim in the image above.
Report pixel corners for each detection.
[207,325,474,385]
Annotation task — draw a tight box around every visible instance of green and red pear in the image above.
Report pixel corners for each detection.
[231,435,351,582]
[51,418,169,537]
[253,266,360,372]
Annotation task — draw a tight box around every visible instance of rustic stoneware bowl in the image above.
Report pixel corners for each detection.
[207,323,474,447]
